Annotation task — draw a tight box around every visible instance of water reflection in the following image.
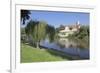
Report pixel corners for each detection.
[57,38,78,48]
[40,38,89,59]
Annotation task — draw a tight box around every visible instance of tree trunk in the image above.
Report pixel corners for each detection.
[36,42,39,48]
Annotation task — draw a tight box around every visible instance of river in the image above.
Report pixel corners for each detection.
[40,38,89,60]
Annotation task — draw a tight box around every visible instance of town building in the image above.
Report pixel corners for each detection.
[58,21,81,37]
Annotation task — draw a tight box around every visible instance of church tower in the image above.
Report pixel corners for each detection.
[76,20,80,25]
[76,21,80,29]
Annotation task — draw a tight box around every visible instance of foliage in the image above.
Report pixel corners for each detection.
[25,20,39,35]
[21,10,31,24]
[78,25,89,39]
[21,28,26,43]
[46,25,56,42]
[67,25,89,48]
[25,20,48,48]
[68,25,89,39]
[32,21,47,47]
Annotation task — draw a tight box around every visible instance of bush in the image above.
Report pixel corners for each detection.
[68,25,89,40]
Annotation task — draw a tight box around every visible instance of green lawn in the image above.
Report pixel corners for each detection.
[21,43,72,63]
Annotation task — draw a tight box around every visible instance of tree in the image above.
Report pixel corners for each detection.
[46,25,55,42]
[25,20,47,48]
[25,20,39,36]
[25,20,56,48]
[32,21,47,48]
[21,28,26,43]
[21,10,31,24]
[25,20,39,45]
[68,25,89,40]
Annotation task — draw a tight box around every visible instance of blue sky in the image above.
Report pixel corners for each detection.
[21,10,89,28]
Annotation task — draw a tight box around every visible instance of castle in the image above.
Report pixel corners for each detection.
[58,21,81,37]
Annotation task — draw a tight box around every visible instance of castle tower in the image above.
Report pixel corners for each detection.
[76,21,80,29]
[76,21,80,25]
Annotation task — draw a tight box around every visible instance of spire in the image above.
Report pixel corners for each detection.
[76,21,80,29]
[76,21,80,25]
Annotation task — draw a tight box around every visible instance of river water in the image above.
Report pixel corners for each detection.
[40,38,89,60]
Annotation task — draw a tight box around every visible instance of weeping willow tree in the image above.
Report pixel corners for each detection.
[25,20,39,45]
[32,21,47,48]
[46,25,56,42]
[25,20,56,48]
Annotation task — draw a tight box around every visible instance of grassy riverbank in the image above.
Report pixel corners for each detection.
[21,43,72,63]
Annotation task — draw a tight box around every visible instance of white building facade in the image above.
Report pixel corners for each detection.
[58,21,80,37]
